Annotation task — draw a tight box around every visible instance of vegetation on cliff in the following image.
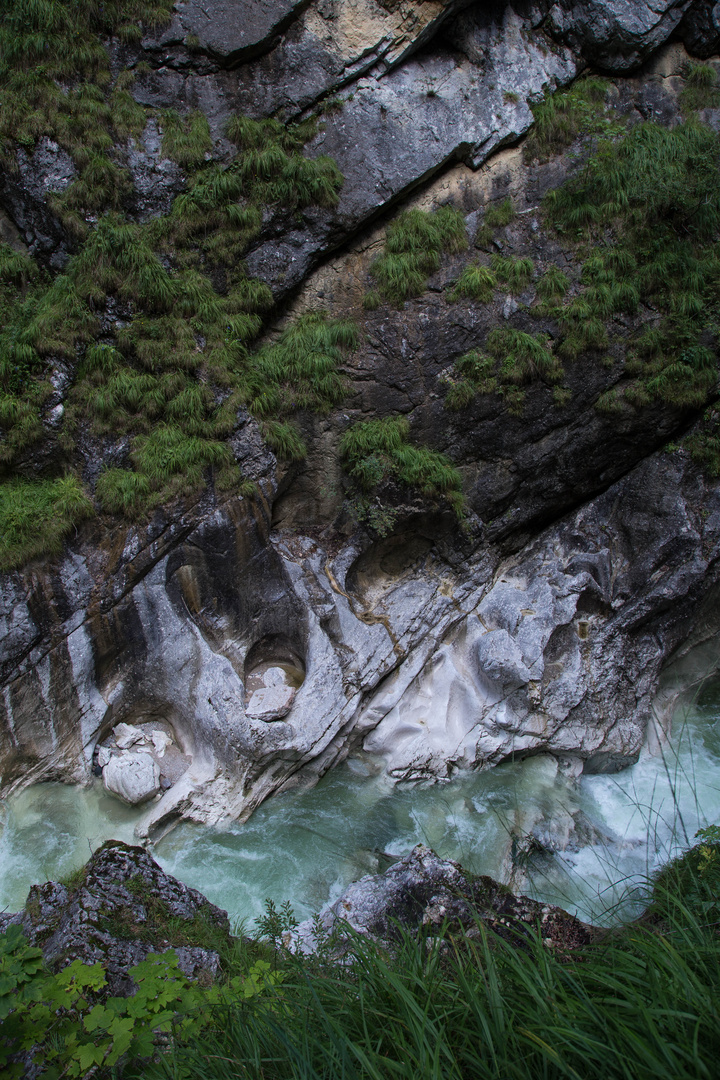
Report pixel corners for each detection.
[1,828,719,1078]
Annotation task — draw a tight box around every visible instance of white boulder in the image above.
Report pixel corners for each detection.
[103,751,160,804]
[113,723,144,750]
[246,684,295,720]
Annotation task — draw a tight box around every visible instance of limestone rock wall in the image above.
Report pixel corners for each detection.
[1,1,720,836]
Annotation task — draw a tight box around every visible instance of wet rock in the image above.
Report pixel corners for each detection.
[103,751,161,804]
[296,844,594,953]
[4,840,230,995]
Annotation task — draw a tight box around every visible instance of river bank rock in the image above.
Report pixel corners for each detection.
[296,844,595,953]
[0,841,230,995]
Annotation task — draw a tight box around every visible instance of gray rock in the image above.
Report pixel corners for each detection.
[114,722,145,749]
[5,840,230,995]
[103,751,160,804]
[546,0,694,70]
[246,683,295,719]
[296,844,594,952]
[173,0,308,63]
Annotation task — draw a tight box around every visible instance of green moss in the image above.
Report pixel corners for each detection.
[0,476,93,570]
[368,205,468,306]
[340,416,464,518]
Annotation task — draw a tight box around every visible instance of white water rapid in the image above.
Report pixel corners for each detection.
[2,682,720,928]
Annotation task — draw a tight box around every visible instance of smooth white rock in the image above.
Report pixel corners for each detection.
[97,746,111,768]
[113,723,144,750]
[263,666,288,687]
[246,684,295,720]
[150,730,172,756]
[103,751,160,804]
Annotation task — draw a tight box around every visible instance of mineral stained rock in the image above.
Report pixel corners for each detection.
[1,1,720,835]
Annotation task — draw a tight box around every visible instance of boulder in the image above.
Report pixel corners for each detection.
[103,751,160,804]
[246,683,295,720]
[3,841,230,995]
[296,844,594,953]
[113,722,145,750]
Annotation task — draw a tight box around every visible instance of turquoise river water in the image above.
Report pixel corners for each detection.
[2,683,720,929]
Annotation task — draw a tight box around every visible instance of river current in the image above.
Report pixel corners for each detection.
[2,681,719,928]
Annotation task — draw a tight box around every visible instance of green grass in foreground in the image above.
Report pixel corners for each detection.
[1,829,719,1078]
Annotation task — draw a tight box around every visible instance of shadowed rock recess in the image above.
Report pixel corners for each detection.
[1,0,720,839]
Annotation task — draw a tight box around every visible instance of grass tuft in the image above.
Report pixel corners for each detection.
[369,205,468,306]
[0,476,93,569]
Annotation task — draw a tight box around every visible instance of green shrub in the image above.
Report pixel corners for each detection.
[0,476,93,569]
[369,205,467,305]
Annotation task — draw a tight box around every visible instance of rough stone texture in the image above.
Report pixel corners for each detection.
[546,0,695,69]
[2,840,230,995]
[296,844,594,951]
[1,2,720,837]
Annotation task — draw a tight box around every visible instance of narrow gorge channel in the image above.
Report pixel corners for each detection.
[2,0,720,943]
[3,670,719,927]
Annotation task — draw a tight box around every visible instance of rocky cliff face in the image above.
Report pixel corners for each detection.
[1,1,719,839]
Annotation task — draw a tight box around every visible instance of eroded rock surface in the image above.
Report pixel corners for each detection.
[1,1,720,836]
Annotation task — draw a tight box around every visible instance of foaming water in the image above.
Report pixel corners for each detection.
[2,686,720,926]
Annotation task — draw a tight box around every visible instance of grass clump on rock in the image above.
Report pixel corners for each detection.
[341,415,464,518]
[0,476,93,570]
[524,75,619,161]
[368,205,468,306]
[445,331,563,415]
[447,264,496,303]
[544,118,720,416]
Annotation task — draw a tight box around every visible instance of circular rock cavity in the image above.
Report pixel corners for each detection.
[96,719,190,805]
[244,634,305,721]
